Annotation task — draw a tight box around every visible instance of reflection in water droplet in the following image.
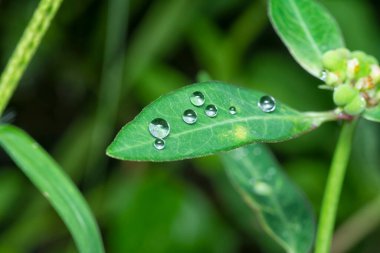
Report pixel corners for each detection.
[205,104,218,117]
[320,70,328,81]
[154,138,165,150]
[190,91,205,106]
[229,106,237,115]
[182,109,197,124]
[149,118,170,139]
[258,96,276,113]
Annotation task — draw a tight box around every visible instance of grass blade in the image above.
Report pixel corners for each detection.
[0,124,104,253]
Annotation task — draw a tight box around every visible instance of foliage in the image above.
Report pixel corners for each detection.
[1,0,380,252]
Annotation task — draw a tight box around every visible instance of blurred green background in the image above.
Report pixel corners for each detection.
[0,0,380,252]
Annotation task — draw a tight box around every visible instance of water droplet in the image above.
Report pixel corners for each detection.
[190,91,205,106]
[149,118,170,139]
[258,96,276,112]
[153,138,165,150]
[182,109,197,124]
[320,70,328,81]
[205,104,218,117]
[229,106,237,115]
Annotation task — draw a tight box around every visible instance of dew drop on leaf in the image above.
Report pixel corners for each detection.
[153,138,165,150]
[205,104,218,117]
[182,109,197,124]
[148,118,170,139]
[320,69,328,81]
[229,106,237,115]
[190,91,205,106]
[258,96,276,113]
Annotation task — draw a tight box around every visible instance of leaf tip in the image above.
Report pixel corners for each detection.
[105,142,119,159]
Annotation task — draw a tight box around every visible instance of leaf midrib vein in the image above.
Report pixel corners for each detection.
[114,114,315,152]
[288,0,321,59]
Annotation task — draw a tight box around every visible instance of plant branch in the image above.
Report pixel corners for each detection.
[0,0,64,117]
[315,120,357,253]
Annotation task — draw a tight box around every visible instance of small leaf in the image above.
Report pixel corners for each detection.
[269,0,345,77]
[221,144,315,253]
[107,81,335,161]
[0,125,104,253]
[363,105,380,123]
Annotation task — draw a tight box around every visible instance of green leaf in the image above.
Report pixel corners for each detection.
[221,144,315,253]
[107,81,336,161]
[269,0,345,78]
[0,125,104,253]
[363,105,380,123]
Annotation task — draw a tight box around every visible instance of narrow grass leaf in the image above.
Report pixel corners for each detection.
[269,0,344,78]
[107,81,336,161]
[221,144,315,253]
[363,106,380,123]
[0,124,104,253]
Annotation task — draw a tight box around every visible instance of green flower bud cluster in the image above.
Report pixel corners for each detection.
[321,48,380,115]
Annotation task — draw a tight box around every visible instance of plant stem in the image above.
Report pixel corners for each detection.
[0,0,64,117]
[315,120,357,253]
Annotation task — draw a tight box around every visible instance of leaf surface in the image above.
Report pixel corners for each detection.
[221,144,315,253]
[107,81,335,161]
[269,0,345,77]
[363,105,380,123]
[0,125,104,253]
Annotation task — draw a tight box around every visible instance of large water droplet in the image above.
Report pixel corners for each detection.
[229,106,237,115]
[182,109,197,124]
[205,104,218,117]
[153,138,165,150]
[258,96,276,112]
[190,91,205,107]
[149,118,170,139]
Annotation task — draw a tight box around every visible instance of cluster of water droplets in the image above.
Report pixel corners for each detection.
[148,90,277,150]
[148,118,170,150]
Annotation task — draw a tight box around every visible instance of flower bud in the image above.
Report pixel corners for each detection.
[346,58,360,79]
[322,48,349,71]
[333,84,358,106]
[370,65,380,84]
[350,51,374,78]
[343,95,366,115]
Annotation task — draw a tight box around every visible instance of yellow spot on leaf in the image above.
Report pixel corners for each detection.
[234,125,248,140]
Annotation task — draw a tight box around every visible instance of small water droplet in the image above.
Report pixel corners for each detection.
[182,109,197,124]
[153,138,165,150]
[229,106,237,115]
[258,96,276,112]
[149,118,170,139]
[190,91,205,106]
[205,104,218,117]
[320,70,328,81]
